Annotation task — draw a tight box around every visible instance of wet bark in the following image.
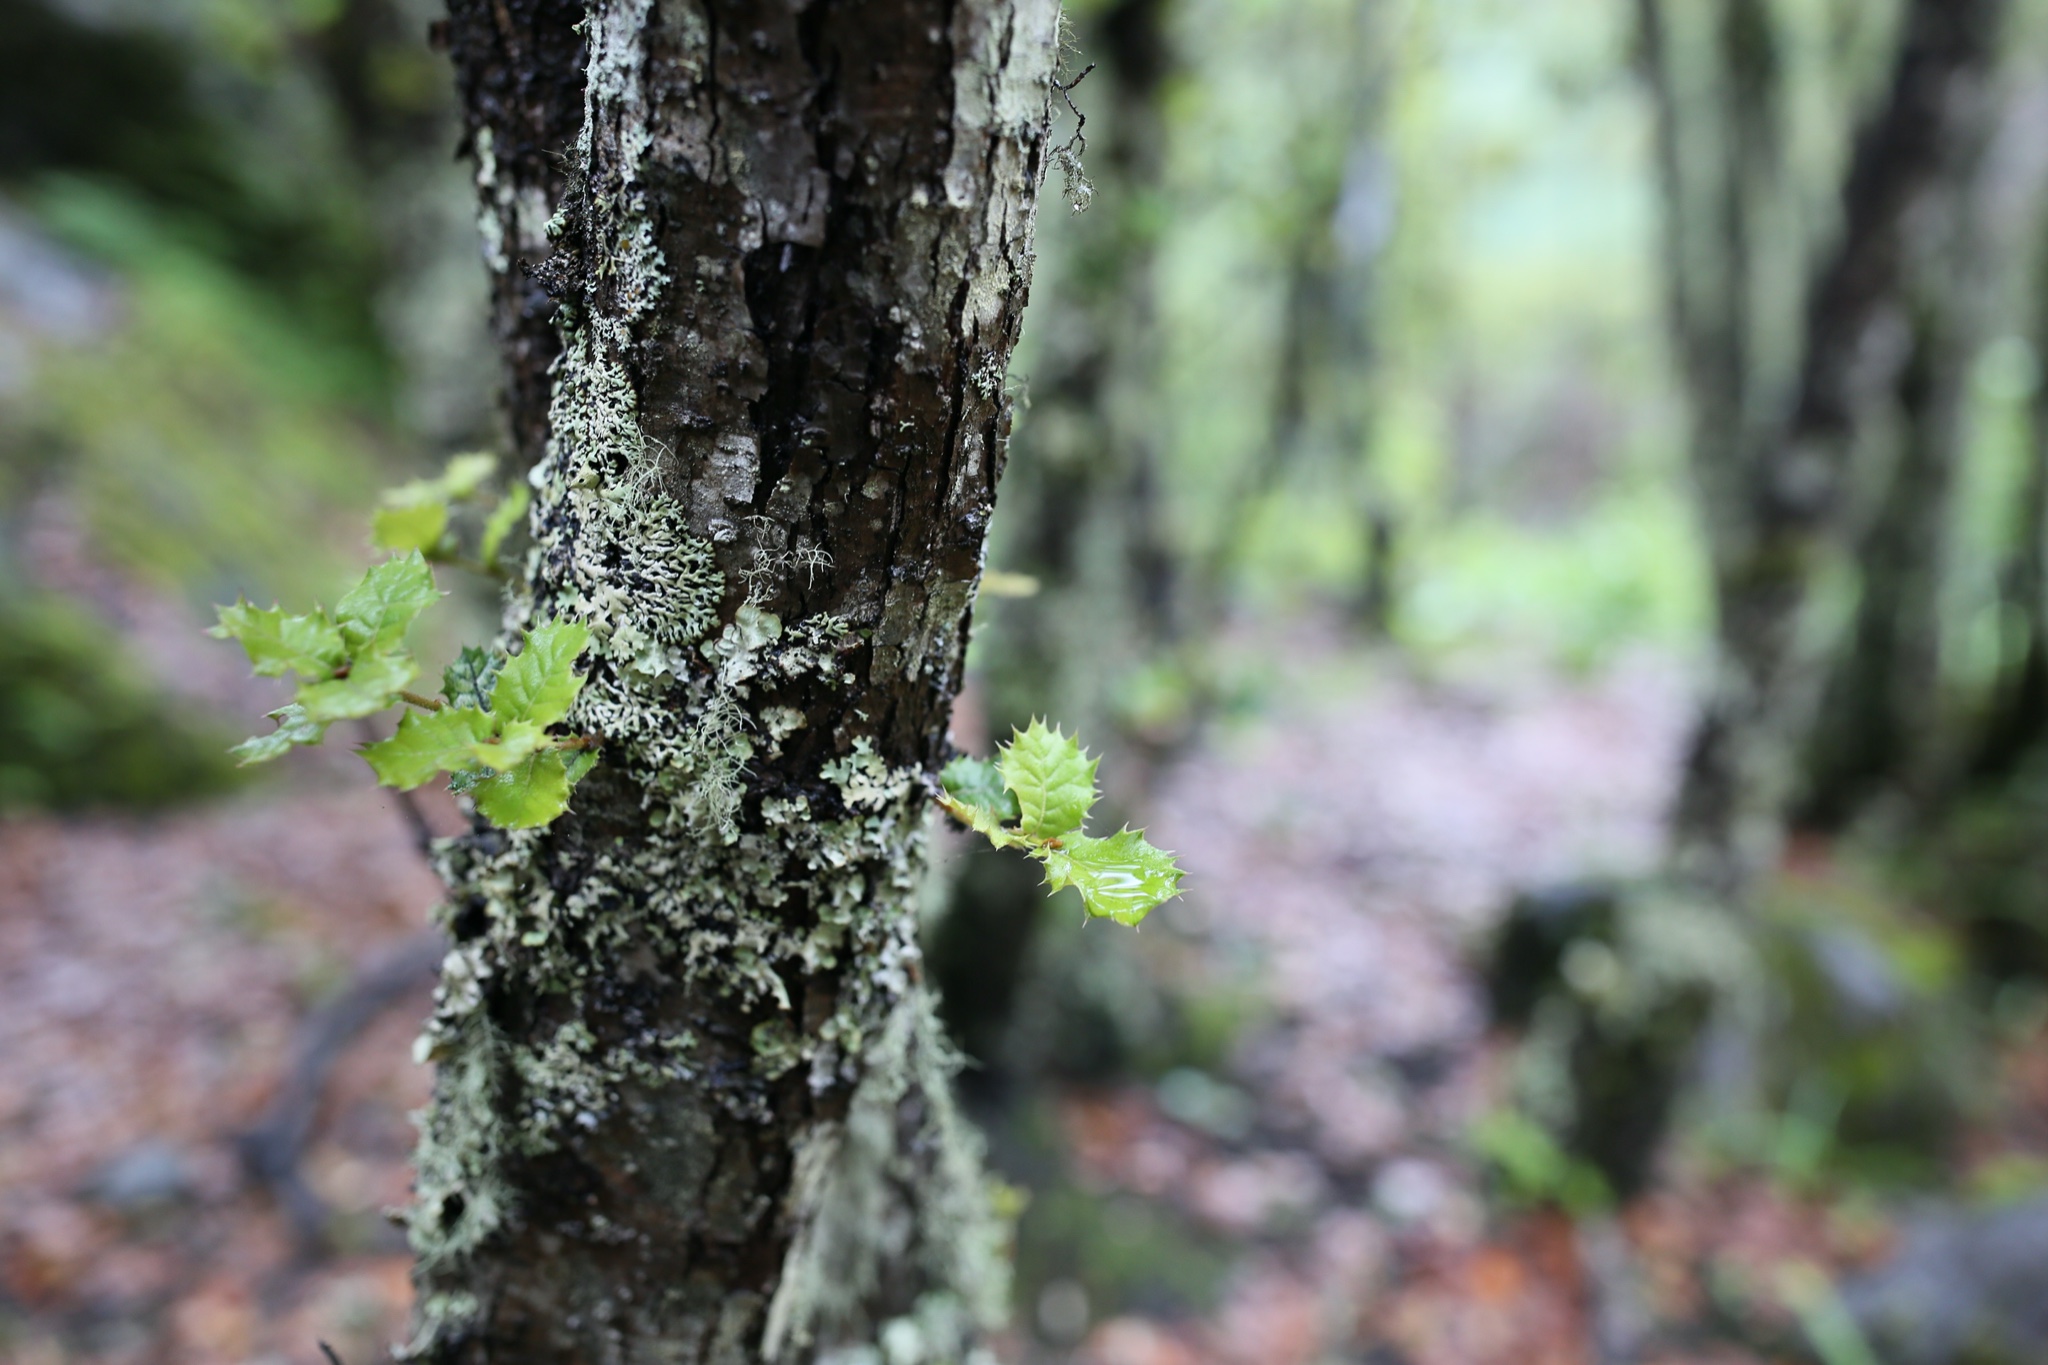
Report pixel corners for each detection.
[406,3,1060,1361]
[439,0,591,469]
[926,0,1175,1088]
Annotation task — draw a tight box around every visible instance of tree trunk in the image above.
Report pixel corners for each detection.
[1665,0,2006,896]
[926,0,1177,1097]
[441,0,591,471]
[974,0,1176,750]
[406,3,1060,1361]
[1488,0,2007,1204]
[1797,185,1981,831]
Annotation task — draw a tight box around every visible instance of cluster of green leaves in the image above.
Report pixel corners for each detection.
[210,551,442,757]
[370,450,529,572]
[939,720,1184,927]
[210,450,597,830]
[360,623,596,828]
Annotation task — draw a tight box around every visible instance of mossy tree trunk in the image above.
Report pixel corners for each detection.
[1654,0,2006,896]
[1796,247,1976,831]
[406,3,1060,1361]
[1490,0,2007,1205]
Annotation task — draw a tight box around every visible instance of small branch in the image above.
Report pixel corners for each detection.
[398,690,445,713]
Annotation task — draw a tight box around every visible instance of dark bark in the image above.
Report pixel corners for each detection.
[926,0,1174,1089]
[1668,0,2007,894]
[1798,284,1968,830]
[1490,0,2007,1202]
[407,3,1060,1361]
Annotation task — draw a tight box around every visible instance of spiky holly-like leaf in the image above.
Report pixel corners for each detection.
[297,651,418,722]
[334,553,439,653]
[361,706,494,789]
[209,602,345,679]
[941,754,1019,821]
[441,646,503,712]
[472,751,574,828]
[492,620,590,726]
[469,718,549,771]
[1000,719,1098,839]
[229,703,327,765]
[1039,828,1185,926]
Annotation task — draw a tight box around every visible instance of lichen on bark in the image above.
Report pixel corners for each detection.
[409,1,1061,1360]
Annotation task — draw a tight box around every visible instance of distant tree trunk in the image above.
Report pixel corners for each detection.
[974,0,1176,750]
[1190,0,1390,635]
[1491,0,2008,1205]
[406,3,1060,1361]
[1973,231,2048,781]
[1798,199,1980,830]
[1663,0,2006,897]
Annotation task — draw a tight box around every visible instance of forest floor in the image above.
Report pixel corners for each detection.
[3,624,2041,1364]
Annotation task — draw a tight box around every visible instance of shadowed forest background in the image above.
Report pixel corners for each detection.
[8,0,2048,1362]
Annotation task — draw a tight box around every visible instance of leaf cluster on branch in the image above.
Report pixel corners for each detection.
[939,720,1184,926]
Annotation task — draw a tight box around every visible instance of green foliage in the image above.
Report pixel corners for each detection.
[1468,1107,1613,1216]
[357,621,594,829]
[1041,829,1186,928]
[1001,719,1101,839]
[940,720,1184,927]
[371,452,527,566]
[440,646,503,712]
[212,550,437,742]
[213,475,595,829]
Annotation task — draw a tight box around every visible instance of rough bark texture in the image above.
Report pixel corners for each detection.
[407,3,1060,1361]
[927,0,1174,1090]
[440,0,591,468]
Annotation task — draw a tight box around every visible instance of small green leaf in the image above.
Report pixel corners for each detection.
[210,602,345,678]
[297,651,418,722]
[491,620,591,726]
[472,750,574,828]
[467,718,548,770]
[441,645,504,711]
[941,754,1020,822]
[1039,828,1185,926]
[335,553,440,653]
[372,500,450,555]
[438,452,499,500]
[229,703,327,765]
[480,482,530,569]
[938,792,1030,850]
[564,747,599,785]
[361,706,494,788]
[1000,719,1098,839]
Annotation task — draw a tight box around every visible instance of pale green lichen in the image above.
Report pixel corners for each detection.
[407,0,1031,1354]
[762,992,1010,1363]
